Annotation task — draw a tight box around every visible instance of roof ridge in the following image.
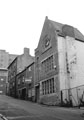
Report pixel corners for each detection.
[49,18,84,41]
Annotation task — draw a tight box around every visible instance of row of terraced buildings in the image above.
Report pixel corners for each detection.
[8,17,84,107]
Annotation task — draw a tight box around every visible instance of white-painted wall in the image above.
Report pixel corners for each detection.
[63,36,84,106]
[57,36,84,106]
[66,36,84,88]
[57,36,67,90]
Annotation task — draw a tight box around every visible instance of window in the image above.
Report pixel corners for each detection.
[42,82,44,95]
[50,79,52,93]
[12,82,15,87]
[1,78,4,81]
[45,81,47,94]
[52,78,55,93]
[41,55,54,74]
[46,80,49,94]
[42,78,55,95]
[13,71,15,76]
[29,67,31,71]
[29,76,32,79]
[18,79,20,86]
[0,91,3,94]
[22,76,25,84]
[0,84,3,87]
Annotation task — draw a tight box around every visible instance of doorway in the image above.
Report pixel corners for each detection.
[22,88,26,100]
[35,84,40,102]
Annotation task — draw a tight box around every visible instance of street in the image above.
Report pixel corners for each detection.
[0,95,84,120]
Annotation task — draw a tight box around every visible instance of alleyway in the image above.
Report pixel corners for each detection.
[0,95,84,120]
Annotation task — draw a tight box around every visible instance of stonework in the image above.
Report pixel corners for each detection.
[7,17,84,107]
[35,17,60,104]
[34,16,84,106]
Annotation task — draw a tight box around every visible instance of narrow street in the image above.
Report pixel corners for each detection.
[0,95,84,120]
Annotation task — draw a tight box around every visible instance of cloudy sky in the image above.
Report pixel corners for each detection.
[0,0,84,56]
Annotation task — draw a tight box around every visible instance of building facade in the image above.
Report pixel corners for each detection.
[35,17,84,106]
[8,57,17,97]
[16,62,35,101]
[17,48,34,74]
[35,17,60,104]
[0,50,17,95]
[0,68,8,94]
[8,48,34,98]
[0,50,17,68]
[60,36,84,107]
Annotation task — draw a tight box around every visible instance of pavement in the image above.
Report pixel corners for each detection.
[0,95,84,120]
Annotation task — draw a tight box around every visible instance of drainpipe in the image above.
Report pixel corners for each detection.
[65,37,71,102]
[76,88,80,108]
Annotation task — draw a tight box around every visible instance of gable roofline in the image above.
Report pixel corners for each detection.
[8,57,18,69]
[49,18,84,42]
[35,16,84,53]
[35,16,49,52]
[16,62,34,77]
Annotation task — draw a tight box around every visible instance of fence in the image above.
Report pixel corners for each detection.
[61,85,84,107]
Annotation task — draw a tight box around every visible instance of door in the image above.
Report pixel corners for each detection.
[35,85,40,102]
[22,88,26,100]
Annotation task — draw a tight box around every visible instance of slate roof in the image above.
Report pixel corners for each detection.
[74,28,84,41]
[50,20,63,33]
[36,17,84,52]
[49,19,84,42]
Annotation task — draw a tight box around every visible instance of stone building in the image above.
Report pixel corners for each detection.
[34,16,84,106]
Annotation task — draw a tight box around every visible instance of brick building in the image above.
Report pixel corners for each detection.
[35,17,60,104]
[8,48,34,97]
[0,68,8,94]
[17,48,34,74]
[0,50,17,94]
[34,16,84,106]
[0,50,17,68]
[8,57,17,97]
[16,62,35,101]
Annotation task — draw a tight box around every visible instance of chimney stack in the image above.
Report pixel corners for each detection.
[24,47,30,56]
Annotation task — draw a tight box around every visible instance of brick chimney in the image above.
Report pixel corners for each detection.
[24,47,30,56]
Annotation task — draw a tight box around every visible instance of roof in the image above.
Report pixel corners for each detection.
[74,28,84,41]
[7,57,17,69]
[49,19,84,42]
[16,61,34,77]
[0,68,8,71]
[35,17,84,52]
[50,20,63,33]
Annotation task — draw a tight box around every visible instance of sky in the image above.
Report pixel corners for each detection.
[0,0,84,56]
